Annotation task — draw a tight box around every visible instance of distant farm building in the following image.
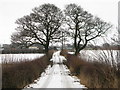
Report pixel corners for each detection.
[28,44,44,50]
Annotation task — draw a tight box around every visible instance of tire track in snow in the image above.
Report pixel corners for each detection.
[58,55,74,88]
[40,64,55,88]
[59,64,73,88]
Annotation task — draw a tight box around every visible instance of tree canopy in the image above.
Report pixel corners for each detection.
[64,4,112,55]
[11,4,64,53]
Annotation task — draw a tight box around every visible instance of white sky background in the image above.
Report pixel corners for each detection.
[0,0,119,44]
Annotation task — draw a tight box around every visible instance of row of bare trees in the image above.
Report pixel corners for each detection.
[11,3,112,55]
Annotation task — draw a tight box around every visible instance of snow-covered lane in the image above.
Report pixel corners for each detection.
[24,51,87,89]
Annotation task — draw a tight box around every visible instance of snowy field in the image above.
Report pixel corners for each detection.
[80,50,119,61]
[0,53,44,63]
[23,51,87,89]
[69,50,119,61]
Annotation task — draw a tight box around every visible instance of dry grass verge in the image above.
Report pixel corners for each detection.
[60,49,120,88]
[2,50,54,88]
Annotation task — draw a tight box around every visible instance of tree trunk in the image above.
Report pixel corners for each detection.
[44,39,50,55]
[45,46,49,54]
[74,22,79,56]
[75,49,80,56]
[74,41,88,56]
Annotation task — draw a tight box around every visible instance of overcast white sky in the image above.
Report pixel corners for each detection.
[0,0,119,44]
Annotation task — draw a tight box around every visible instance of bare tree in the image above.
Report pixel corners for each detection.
[11,4,63,53]
[11,32,29,48]
[64,4,112,55]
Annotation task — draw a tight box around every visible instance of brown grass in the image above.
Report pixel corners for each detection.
[2,50,54,88]
[60,49,120,88]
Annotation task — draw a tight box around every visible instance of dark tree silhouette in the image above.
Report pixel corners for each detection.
[11,4,64,53]
[64,4,112,55]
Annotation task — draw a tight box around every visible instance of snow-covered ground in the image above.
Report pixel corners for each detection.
[23,51,87,89]
[0,53,44,63]
[80,50,119,64]
[69,50,119,63]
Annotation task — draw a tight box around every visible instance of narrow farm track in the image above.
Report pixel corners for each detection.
[23,51,87,89]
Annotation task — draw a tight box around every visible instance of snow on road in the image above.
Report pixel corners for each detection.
[23,51,87,89]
